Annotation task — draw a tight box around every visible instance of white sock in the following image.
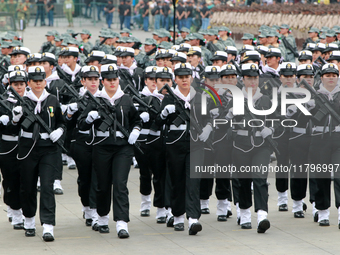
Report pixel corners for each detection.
[62,153,67,161]
[53,180,63,190]
[140,194,151,211]
[216,199,228,216]
[240,208,251,225]
[277,191,288,206]
[11,209,24,225]
[98,214,109,226]
[156,207,167,219]
[188,217,198,229]
[257,210,268,225]
[116,220,128,233]
[173,214,185,225]
[67,156,76,167]
[83,206,92,219]
[236,202,240,219]
[24,217,36,229]
[200,199,209,210]
[318,209,330,222]
[37,177,41,188]
[166,208,173,223]
[292,200,303,213]
[7,206,12,218]
[312,202,318,216]
[226,199,232,212]
[133,157,138,167]
[43,224,54,236]
[91,209,99,226]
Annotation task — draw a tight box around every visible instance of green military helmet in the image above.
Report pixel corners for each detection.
[9,40,22,47]
[145,38,157,45]
[308,27,319,34]
[326,29,336,38]
[54,36,61,42]
[45,31,55,37]
[280,24,290,29]
[2,33,14,41]
[111,32,120,38]
[180,27,190,33]
[0,41,11,48]
[320,26,329,34]
[272,25,280,32]
[159,41,173,50]
[241,33,254,40]
[67,38,80,46]
[80,29,91,35]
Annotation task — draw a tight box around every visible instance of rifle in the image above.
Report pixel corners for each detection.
[315,56,327,66]
[228,59,242,75]
[56,65,73,85]
[8,86,68,153]
[281,36,298,58]
[92,37,108,51]
[123,84,140,98]
[59,84,88,114]
[206,41,219,54]
[84,90,144,154]
[300,79,340,124]
[158,84,215,151]
[0,93,13,115]
[243,99,280,155]
[131,95,158,115]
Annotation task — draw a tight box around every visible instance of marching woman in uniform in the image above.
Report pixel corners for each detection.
[10,66,66,241]
[286,64,315,219]
[308,63,340,227]
[156,62,212,235]
[78,64,142,238]
[66,65,101,230]
[137,66,174,225]
[0,70,26,229]
[200,65,233,221]
[227,63,278,233]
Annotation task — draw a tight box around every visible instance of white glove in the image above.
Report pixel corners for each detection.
[161,104,176,118]
[128,129,140,144]
[199,124,213,142]
[67,103,78,115]
[286,105,297,118]
[226,107,237,120]
[0,115,9,126]
[12,106,23,123]
[210,108,219,119]
[260,127,273,139]
[86,111,100,124]
[50,128,64,143]
[60,104,67,115]
[140,112,150,123]
[306,99,315,111]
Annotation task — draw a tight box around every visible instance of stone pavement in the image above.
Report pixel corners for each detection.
[0,165,340,255]
[0,25,340,255]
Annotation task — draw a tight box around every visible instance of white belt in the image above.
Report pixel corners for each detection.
[78,130,90,134]
[236,130,262,137]
[1,135,18,142]
[169,124,187,131]
[96,130,124,138]
[149,130,161,136]
[139,129,161,136]
[21,131,50,140]
[314,126,329,133]
[314,126,340,133]
[292,127,306,134]
[140,129,150,135]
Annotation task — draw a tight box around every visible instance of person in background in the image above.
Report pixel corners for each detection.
[63,0,74,27]
[118,0,125,30]
[176,1,186,31]
[124,0,132,30]
[161,0,170,31]
[35,0,46,27]
[185,1,194,30]
[141,0,149,32]
[84,0,92,18]
[104,0,115,29]
[153,1,161,30]
[200,2,210,30]
[46,0,55,27]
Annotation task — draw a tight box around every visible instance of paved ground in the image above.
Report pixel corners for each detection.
[1,24,340,255]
